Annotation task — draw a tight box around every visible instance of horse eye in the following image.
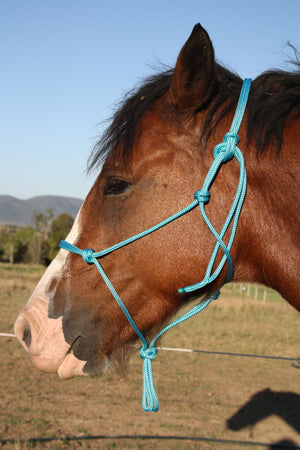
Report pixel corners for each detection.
[104,178,131,195]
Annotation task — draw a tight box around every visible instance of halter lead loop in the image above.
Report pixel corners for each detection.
[59,78,251,412]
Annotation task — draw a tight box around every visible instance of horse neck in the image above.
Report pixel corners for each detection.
[234,123,300,310]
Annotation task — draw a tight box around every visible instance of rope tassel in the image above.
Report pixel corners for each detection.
[139,346,159,412]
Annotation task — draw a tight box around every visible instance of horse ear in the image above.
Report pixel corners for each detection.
[170,23,215,111]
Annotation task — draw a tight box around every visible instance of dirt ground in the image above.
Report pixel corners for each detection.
[0,264,299,449]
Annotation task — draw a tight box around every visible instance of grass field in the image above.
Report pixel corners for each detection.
[0,263,299,449]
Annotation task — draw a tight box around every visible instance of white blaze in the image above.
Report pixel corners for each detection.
[14,205,88,378]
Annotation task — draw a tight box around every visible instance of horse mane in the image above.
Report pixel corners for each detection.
[248,67,300,155]
[88,59,300,172]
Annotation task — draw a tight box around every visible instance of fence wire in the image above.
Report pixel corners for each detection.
[0,434,300,449]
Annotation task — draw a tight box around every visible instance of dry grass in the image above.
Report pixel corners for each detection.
[0,263,299,449]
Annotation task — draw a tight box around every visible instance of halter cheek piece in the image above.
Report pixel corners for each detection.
[60,79,252,412]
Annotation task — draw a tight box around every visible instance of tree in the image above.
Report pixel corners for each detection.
[48,213,74,260]
[14,226,36,263]
[32,209,54,240]
[0,211,74,265]
[0,225,36,263]
[0,227,17,263]
[31,209,54,264]
[40,240,51,266]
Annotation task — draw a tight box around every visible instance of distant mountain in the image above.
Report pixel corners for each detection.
[0,195,83,226]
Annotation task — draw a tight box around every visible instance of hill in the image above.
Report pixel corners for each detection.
[0,195,82,226]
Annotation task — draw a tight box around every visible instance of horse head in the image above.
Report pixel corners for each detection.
[14,24,300,395]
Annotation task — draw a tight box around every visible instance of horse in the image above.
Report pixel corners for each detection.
[14,23,300,411]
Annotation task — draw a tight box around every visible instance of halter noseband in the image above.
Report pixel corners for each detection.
[60,78,252,412]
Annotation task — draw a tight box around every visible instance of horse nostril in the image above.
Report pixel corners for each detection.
[22,323,32,348]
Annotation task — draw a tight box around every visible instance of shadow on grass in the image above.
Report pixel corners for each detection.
[227,388,300,433]
[227,388,300,449]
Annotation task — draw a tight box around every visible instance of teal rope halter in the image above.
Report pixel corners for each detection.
[60,78,252,412]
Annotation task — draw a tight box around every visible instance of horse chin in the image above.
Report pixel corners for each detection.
[57,351,110,379]
[57,351,87,379]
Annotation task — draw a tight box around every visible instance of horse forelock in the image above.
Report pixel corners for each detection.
[87,69,174,172]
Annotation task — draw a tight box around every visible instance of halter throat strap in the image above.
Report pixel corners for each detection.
[60,78,252,412]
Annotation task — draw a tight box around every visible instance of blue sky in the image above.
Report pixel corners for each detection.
[1,0,299,200]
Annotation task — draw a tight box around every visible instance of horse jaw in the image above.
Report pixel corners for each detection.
[13,207,105,379]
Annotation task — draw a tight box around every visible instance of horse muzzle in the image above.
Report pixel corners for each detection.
[14,295,89,379]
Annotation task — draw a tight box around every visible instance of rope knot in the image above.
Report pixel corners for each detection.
[82,248,95,264]
[213,132,239,162]
[194,189,210,204]
[139,346,157,361]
